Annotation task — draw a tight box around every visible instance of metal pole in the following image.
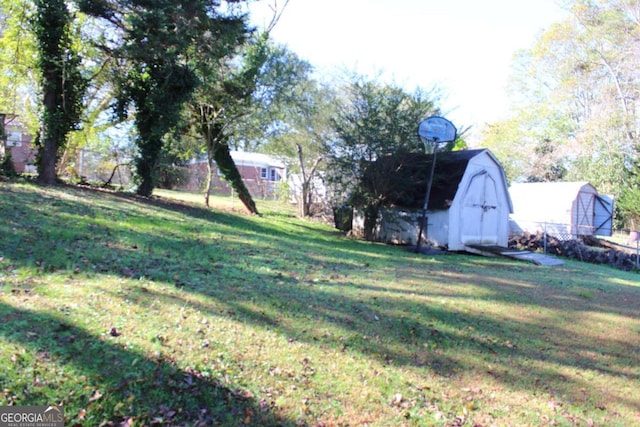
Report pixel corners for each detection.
[415,143,438,253]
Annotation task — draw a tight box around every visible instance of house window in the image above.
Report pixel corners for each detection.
[260,167,268,180]
[270,168,279,181]
[6,131,22,147]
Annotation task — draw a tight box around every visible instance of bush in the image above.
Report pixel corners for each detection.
[618,185,640,229]
[0,150,18,177]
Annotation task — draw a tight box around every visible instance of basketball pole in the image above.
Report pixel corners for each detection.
[415,137,439,254]
[414,116,456,255]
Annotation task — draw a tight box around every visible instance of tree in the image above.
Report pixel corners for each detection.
[526,138,568,182]
[479,104,571,183]
[188,30,270,214]
[186,2,293,214]
[253,45,336,217]
[32,0,86,184]
[618,184,640,229]
[0,0,38,132]
[56,10,125,182]
[286,83,335,218]
[79,0,250,197]
[327,77,443,239]
[539,2,639,192]
[2,1,131,183]
[482,0,640,200]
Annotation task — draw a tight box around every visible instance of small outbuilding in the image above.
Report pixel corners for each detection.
[509,181,614,239]
[352,148,513,250]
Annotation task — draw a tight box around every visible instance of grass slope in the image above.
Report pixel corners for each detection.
[1,181,639,426]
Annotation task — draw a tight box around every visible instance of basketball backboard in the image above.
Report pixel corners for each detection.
[418,116,457,143]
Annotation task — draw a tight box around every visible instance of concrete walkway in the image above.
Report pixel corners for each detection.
[464,245,565,267]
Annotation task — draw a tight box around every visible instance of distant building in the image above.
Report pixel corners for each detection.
[1,114,36,173]
[180,151,287,198]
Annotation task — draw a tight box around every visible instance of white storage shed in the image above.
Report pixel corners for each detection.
[353,148,513,250]
[509,181,614,239]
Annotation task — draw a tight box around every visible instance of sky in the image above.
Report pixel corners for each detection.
[248,0,569,143]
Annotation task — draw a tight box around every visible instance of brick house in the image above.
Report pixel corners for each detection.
[181,151,287,198]
[1,115,36,174]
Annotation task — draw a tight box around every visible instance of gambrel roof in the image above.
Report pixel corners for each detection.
[373,148,511,211]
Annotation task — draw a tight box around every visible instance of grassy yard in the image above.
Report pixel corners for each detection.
[0,180,639,426]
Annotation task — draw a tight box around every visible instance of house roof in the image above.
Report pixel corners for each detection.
[190,151,286,168]
[426,149,487,210]
[509,181,597,220]
[230,151,286,168]
[510,181,595,196]
[370,148,509,211]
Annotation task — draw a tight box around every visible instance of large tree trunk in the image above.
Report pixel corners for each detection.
[37,79,61,185]
[37,135,58,185]
[34,0,85,185]
[134,113,162,197]
[213,142,259,215]
[135,153,157,197]
[195,105,259,214]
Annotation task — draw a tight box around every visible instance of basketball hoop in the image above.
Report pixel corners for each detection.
[415,116,457,253]
[418,116,457,144]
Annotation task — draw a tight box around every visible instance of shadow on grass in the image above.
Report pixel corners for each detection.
[0,301,296,426]
[94,257,640,419]
[218,275,640,413]
[2,182,640,422]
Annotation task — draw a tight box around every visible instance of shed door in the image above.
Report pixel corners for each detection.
[574,191,596,235]
[460,171,500,246]
[594,195,613,236]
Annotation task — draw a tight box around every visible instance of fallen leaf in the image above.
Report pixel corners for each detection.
[391,393,403,406]
[89,390,102,403]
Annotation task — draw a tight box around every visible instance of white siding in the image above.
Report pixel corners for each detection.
[352,208,448,246]
[448,153,511,250]
[509,182,598,239]
[351,149,512,251]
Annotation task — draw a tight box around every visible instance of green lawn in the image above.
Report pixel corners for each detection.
[1,180,639,426]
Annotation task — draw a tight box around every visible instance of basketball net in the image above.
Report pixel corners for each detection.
[420,136,438,155]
